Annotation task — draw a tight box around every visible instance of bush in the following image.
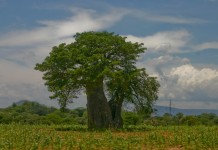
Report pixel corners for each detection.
[122,112,142,125]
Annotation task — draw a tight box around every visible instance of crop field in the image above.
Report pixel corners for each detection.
[0,124,218,150]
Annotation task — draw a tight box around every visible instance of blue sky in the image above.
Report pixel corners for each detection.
[0,0,218,109]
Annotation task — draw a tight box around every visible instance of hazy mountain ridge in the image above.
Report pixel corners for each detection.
[154,105,218,116]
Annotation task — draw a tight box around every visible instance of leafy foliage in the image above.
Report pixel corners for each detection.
[35,31,150,110]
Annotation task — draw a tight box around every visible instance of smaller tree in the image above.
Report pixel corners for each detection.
[107,68,159,127]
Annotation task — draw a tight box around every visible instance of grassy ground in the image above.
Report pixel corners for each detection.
[0,124,218,150]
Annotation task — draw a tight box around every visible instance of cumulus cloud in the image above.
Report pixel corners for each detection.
[126,30,192,53]
[139,55,190,77]
[137,52,218,109]
[169,64,218,99]
[156,64,218,109]
[170,64,218,87]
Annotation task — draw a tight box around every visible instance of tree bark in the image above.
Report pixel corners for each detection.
[86,80,112,129]
[108,99,123,129]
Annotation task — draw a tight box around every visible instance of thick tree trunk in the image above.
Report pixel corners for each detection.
[86,80,112,129]
[108,99,123,129]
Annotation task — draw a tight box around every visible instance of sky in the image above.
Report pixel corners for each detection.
[0,0,218,109]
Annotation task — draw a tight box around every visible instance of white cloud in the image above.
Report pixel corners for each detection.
[126,30,191,53]
[170,64,218,87]
[131,9,206,24]
[0,8,126,48]
[194,41,218,51]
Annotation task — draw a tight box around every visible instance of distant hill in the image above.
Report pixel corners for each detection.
[9,100,57,116]
[15,100,30,105]
[154,105,218,116]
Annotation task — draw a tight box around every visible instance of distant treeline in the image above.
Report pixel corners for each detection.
[0,101,87,125]
[0,101,218,126]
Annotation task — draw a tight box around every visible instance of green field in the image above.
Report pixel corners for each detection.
[0,124,218,150]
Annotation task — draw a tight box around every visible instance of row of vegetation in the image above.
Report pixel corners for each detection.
[0,124,218,149]
[1,101,218,126]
